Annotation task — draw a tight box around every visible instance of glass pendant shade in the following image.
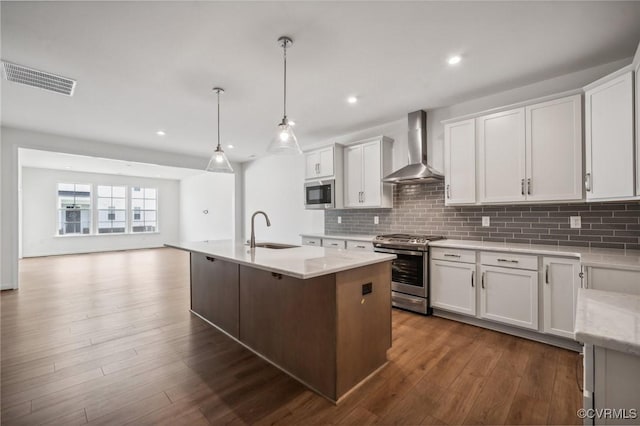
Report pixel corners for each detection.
[205,87,234,174]
[206,145,233,173]
[267,119,301,154]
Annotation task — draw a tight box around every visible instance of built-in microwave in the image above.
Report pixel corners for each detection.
[304,179,336,209]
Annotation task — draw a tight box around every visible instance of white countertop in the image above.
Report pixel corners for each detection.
[429,239,640,271]
[575,289,640,356]
[165,240,395,279]
[300,233,377,243]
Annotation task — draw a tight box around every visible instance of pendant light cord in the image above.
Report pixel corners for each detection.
[217,90,221,149]
[283,41,287,120]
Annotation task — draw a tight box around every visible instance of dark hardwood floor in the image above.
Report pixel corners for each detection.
[1,248,582,425]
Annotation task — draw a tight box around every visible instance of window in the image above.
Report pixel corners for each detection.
[131,187,157,233]
[57,183,91,235]
[97,185,126,234]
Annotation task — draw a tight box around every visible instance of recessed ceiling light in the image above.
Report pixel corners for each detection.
[447,55,462,65]
[347,96,358,104]
[227,144,234,149]
[156,130,166,136]
[64,166,72,169]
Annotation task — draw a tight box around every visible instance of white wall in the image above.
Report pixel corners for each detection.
[180,172,235,242]
[1,127,243,289]
[21,167,180,257]
[243,155,323,245]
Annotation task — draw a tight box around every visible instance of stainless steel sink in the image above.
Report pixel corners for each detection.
[252,242,299,249]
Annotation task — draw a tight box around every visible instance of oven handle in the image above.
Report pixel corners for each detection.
[374,247,425,257]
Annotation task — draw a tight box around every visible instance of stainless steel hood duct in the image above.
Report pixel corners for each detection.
[382,110,444,184]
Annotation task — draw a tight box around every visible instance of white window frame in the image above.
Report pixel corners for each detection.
[56,183,93,237]
[130,186,159,234]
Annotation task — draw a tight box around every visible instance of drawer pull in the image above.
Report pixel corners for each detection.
[271,273,283,280]
[308,241,316,245]
[444,253,461,258]
[330,243,339,246]
[205,256,215,262]
[497,258,518,263]
[356,245,366,249]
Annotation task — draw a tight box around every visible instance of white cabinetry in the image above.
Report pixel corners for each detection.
[584,266,640,295]
[476,94,583,204]
[431,259,477,316]
[444,119,476,205]
[344,137,393,208]
[301,236,321,247]
[322,238,346,249]
[636,61,640,196]
[584,69,635,201]
[543,257,581,339]
[305,146,336,180]
[525,95,583,201]
[479,259,538,330]
[478,108,526,203]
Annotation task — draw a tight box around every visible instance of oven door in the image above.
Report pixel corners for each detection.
[373,247,427,298]
[304,181,334,209]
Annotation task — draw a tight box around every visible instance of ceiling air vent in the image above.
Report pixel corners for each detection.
[2,61,76,96]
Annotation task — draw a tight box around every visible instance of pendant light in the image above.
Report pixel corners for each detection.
[205,87,234,173]
[267,36,302,155]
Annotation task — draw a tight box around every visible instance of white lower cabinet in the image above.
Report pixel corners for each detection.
[479,265,538,330]
[543,257,581,339]
[431,260,476,316]
[584,266,640,295]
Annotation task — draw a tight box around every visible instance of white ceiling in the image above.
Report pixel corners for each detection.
[2,1,640,162]
[19,148,203,180]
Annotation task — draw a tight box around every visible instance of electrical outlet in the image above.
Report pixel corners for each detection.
[570,216,582,229]
[482,216,490,227]
[338,216,342,224]
[374,216,379,225]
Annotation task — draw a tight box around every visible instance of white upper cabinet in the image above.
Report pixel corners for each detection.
[636,61,640,196]
[344,137,393,208]
[525,95,583,201]
[304,146,335,180]
[444,119,476,205]
[585,70,635,201]
[478,108,526,203]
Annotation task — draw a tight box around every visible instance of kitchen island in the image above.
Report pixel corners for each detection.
[165,240,395,403]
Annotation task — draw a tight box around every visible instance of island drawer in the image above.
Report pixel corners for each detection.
[480,251,538,270]
[431,247,475,264]
[322,238,346,249]
[301,237,322,246]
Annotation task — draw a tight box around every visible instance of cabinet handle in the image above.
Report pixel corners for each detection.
[330,243,339,246]
[444,253,461,258]
[446,184,451,199]
[545,265,549,284]
[585,173,591,192]
[271,272,283,280]
[361,192,365,203]
[356,245,366,249]
[497,258,518,263]
[481,272,485,289]
[471,271,475,288]
[205,256,215,262]
[527,178,531,195]
[308,241,316,245]
[521,178,525,196]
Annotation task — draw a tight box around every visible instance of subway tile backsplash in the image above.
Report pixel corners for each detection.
[325,183,640,250]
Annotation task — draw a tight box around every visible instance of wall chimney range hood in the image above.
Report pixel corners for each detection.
[382,110,443,184]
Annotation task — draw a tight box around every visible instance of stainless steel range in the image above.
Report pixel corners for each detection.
[373,234,445,315]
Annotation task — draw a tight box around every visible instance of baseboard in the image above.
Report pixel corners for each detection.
[1,283,17,291]
[433,309,582,352]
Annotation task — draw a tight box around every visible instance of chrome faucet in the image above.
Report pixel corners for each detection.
[250,211,271,248]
